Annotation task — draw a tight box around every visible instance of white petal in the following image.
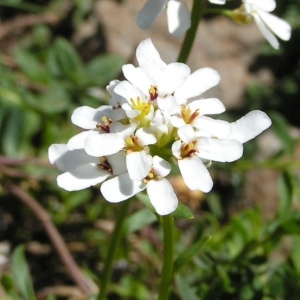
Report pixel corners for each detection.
[136,0,167,30]
[48,144,97,172]
[152,155,171,177]
[107,151,127,175]
[146,179,178,215]
[127,151,152,181]
[167,0,191,37]
[258,10,291,41]
[157,95,181,115]
[107,80,127,106]
[114,81,145,103]
[208,0,226,4]
[177,125,196,143]
[227,110,272,143]
[101,173,145,203]
[84,132,124,157]
[193,116,231,138]
[136,127,157,146]
[122,64,153,94]
[67,131,91,150]
[171,140,182,159]
[57,164,110,191]
[135,38,167,81]
[71,106,98,129]
[71,106,113,129]
[170,115,186,128]
[157,62,190,95]
[253,13,279,49]
[113,123,137,138]
[244,0,276,12]
[175,68,221,99]
[187,98,226,115]
[196,138,243,162]
[178,156,213,192]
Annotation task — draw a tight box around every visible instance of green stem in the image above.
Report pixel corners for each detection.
[158,215,175,300]
[177,0,205,63]
[204,8,233,17]
[97,200,130,300]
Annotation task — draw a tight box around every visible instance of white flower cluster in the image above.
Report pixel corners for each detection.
[136,0,291,49]
[49,38,271,215]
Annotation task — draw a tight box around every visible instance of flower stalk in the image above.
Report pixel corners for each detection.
[158,214,175,300]
[177,0,206,63]
[97,200,130,300]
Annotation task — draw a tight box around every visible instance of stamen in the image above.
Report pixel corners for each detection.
[180,140,198,158]
[124,135,144,153]
[96,115,112,133]
[181,105,200,124]
[97,157,113,173]
[149,85,158,101]
[143,168,161,184]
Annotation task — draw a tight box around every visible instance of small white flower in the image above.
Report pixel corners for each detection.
[121,39,221,113]
[242,0,291,49]
[67,105,125,150]
[170,98,226,128]
[136,0,191,37]
[208,0,226,4]
[49,38,272,216]
[48,144,127,191]
[172,125,243,192]
[101,155,178,215]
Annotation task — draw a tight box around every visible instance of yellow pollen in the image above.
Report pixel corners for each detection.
[124,135,144,153]
[180,140,198,158]
[181,106,200,124]
[130,97,152,121]
[143,169,161,184]
[149,85,158,101]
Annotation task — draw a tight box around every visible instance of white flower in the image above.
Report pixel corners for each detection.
[67,105,125,150]
[101,155,178,215]
[172,125,242,191]
[48,144,127,191]
[208,0,226,4]
[121,39,221,113]
[136,0,191,37]
[170,98,226,128]
[49,38,272,216]
[242,0,291,49]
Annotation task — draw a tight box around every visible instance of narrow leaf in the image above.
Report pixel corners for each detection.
[11,245,36,300]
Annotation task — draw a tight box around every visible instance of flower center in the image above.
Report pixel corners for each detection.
[179,141,198,159]
[124,135,144,153]
[149,85,158,101]
[96,116,112,133]
[143,168,161,184]
[181,105,199,124]
[130,97,152,121]
[97,157,112,173]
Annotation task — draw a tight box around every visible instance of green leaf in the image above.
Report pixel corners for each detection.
[48,38,85,83]
[175,275,199,300]
[123,208,157,234]
[278,171,294,220]
[13,49,50,84]
[136,192,194,220]
[174,236,211,272]
[171,202,194,220]
[38,84,70,114]
[11,245,36,300]
[86,54,125,86]
[2,107,25,156]
[135,192,157,215]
